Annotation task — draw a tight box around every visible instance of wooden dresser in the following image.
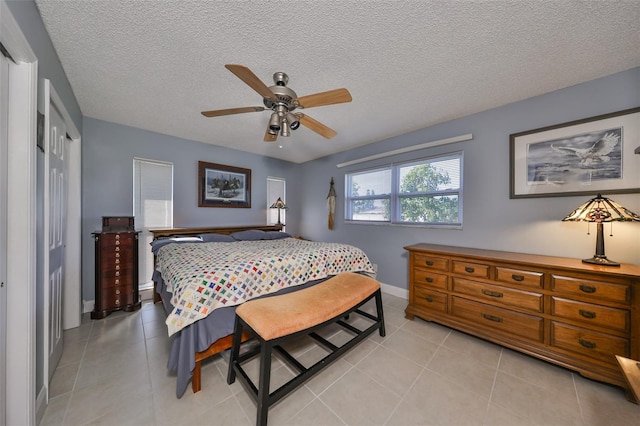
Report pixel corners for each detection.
[404,243,640,389]
[92,218,141,319]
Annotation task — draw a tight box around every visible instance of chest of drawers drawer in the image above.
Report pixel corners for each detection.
[452,261,490,279]
[550,322,629,363]
[413,254,449,272]
[551,297,629,333]
[101,287,134,310]
[452,278,543,313]
[551,275,630,303]
[496,267,543,289]
[451,296,544,342]
[413,286,447,314]
[413,269,448,291]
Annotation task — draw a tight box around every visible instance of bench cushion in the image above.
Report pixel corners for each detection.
[235,272,380,341]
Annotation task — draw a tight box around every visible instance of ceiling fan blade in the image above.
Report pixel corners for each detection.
[264,125,278,142]
[225,64,277,101]
[296,88,352,109]
[201,106,264,117]
[297,113,337,139]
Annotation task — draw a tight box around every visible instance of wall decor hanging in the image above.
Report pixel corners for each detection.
[198,161,251,208]
[327,177,336,230]
[510,107,640,198]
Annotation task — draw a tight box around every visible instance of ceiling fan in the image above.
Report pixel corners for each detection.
[201,64,352,143]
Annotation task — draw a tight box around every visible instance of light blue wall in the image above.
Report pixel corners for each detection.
[81,118,303,300]
[300,68,640,290]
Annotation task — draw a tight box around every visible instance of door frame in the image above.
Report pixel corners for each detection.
[1,1,38,425]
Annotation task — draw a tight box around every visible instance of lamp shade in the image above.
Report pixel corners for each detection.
[562,193,640,223]
[269,197,287,210]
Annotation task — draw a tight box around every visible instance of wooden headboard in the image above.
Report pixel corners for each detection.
[149,224,284,240]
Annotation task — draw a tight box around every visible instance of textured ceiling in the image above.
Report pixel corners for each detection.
[35,0,640,164]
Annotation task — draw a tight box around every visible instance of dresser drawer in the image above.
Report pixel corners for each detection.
[496,267,543,289]
[551,275,630,304]
[413,287,447,314]
[451,297,543,342]
[452,278,543,313]
[413,254,449,272]
[452,261,489,279]
[414,269,448,291]
[550,322,629,363]
[551,297,629,333]
[101,288,134,310]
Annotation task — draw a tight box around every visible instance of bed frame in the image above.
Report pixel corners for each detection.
[149,224,283,393]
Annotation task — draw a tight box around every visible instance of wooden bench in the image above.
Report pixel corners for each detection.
[227,272,386,426]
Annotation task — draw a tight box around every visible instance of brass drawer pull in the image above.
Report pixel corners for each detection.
[482,313,503,323]
[465,267,475,273]
[425,260,434,266]
[579,338,596,349]
[579,309,596,319]
[482,289,503,298]
[511,274,524,282]
[425,277,433,283]
[579,284,596,294]
[425,296,433,303]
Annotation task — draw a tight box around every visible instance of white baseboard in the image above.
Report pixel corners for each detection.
[36,385,47,425]
[380,282,408,300]
[83,299,94,314]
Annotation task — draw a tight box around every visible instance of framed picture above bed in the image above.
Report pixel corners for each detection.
[198,161,251,208]
[509,107,640,198]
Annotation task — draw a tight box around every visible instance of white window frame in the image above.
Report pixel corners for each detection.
[345,151,463,227]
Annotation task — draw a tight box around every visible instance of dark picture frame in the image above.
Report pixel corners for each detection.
[198,161,251,208]
[509,107,640,198]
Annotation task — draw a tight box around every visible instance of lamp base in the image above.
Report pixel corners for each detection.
[582,256,620,267]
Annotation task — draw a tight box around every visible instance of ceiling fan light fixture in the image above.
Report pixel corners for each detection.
[280,120,290,137]
[286,112,300,130]
[268,112,281,132]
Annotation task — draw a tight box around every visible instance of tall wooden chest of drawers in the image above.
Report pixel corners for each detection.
[404,243,640,389]
[91,230,141,319]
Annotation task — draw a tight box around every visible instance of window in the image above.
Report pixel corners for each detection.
[267,177,286,227]
[133,158,173,289]
[345,152,462,226]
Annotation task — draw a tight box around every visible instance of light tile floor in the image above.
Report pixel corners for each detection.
[41,292,640,425]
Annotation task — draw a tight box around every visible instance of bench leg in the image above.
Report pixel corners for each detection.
[192,361,202,393]
[375,290,386,337]
[227,315,244,385]
[256,341,272,426]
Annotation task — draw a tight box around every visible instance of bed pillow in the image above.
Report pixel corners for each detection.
[150,237,203,254]
[230,229,268,241]
[200,233,235,243]
[265,231,292,240]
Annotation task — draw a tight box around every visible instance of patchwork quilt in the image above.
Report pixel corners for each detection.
[155,238,376,336]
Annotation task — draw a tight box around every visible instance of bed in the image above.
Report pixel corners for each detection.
[150,224,376,397]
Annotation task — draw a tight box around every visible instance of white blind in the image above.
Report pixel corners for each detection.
[133,158,173,287]
[267,177,286,227]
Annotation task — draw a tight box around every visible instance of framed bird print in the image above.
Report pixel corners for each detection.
[509,107,640,198]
